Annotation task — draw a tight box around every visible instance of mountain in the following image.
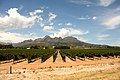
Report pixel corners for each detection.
[13,35,111,48]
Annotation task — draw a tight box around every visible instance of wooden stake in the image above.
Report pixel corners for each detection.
[10,66,12,74]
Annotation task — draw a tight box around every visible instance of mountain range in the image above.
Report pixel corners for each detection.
[13,35,112,48]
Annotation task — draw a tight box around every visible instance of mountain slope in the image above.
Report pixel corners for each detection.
[13,35,110,48]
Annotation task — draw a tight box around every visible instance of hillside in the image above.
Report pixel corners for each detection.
[13,35,111,48]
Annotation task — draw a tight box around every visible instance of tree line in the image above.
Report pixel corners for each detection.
[0,44,14,49]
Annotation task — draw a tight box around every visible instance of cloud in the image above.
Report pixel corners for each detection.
[50,28,88,38]
[43,26,54,31]
[77,16,97,20]
[116,7,120,11]
[58,22,72,26]
[111,41,120,46]
[102,15,120,29]
[77,17,89,20]
[97,34,110,40]
[78,17,90,20]
[92,16,97,20]
[48,12,57,22]
[0,31,39,43]
[99,0,115,7]
[0,8,37,30]
[0,7,58,43]
[65,22,72,26]
[70,0,93,5]
[58,23,63,26]
[29,32,35,36]
[35,10,43,13]
[49,23,54,25]
[86,4,90,7]
[29,9,43,16]
[75,36,89,42]
[0,8,56,32]
[19,5,24,10]
[36,12,57,31]
[40,6,48,9]
[70,0,116,7]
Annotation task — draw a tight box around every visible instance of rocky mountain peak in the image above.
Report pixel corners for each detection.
[13,35,111,48]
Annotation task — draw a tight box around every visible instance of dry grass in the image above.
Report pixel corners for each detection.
[52,69,120,80]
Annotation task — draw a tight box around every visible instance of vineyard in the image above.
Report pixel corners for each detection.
[0,48,120,64]
[61,48,120,61]
[0,49,56,63]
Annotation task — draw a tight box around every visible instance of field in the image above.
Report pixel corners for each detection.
[0,48,120,80]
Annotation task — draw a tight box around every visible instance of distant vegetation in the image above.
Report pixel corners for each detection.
[54,46,70,49]
[0,44,14,49]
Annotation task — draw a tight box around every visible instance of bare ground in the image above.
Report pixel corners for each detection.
[0,51,120,80]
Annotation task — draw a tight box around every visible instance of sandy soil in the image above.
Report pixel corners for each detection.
[0,51,120,80]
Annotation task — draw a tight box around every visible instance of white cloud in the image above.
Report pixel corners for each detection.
[97,34,110,40]
[116,7,120,11]
[50,28,88,38]
[0,8,37,30]
[40,6,48,9]
[65,22,72,26]
[48,12,57,22]
[49,23,54,25]
[43,26,54,31]
[58,23,62,26]
[39,22,45,28]
[111,41,120,46]
[29,9,43,16]
[102,15,120,29]
[0,7,59,43]
[70,0,116,7]
[37,12,57,31]
[19,5,24,10]
[0,31,39,43]
[78,17,89,20]
[35,10,43,13]
[29,32,36,36]
[75,36,88,42]
[86,4,90,7]
[37,15,44,23]
[70,0,93,5]
[92,16,97,20]
[99,0,115,7]
[77,16,97,20]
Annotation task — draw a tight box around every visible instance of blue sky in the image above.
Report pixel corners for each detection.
[0,0,120,46]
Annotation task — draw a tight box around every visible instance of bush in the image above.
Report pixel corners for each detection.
[54,46,70,49]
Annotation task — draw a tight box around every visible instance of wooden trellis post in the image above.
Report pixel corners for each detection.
[10,66,12,74]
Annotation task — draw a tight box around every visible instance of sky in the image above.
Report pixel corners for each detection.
[0,0,120,46]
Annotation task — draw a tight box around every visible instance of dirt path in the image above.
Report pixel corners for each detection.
[54,50,64,63]
[0,59,120,80]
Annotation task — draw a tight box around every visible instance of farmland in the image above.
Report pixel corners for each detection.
[0,49,56,63]
[0,48,120,63]
[61,48,120,61]
[0,48,120,80]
